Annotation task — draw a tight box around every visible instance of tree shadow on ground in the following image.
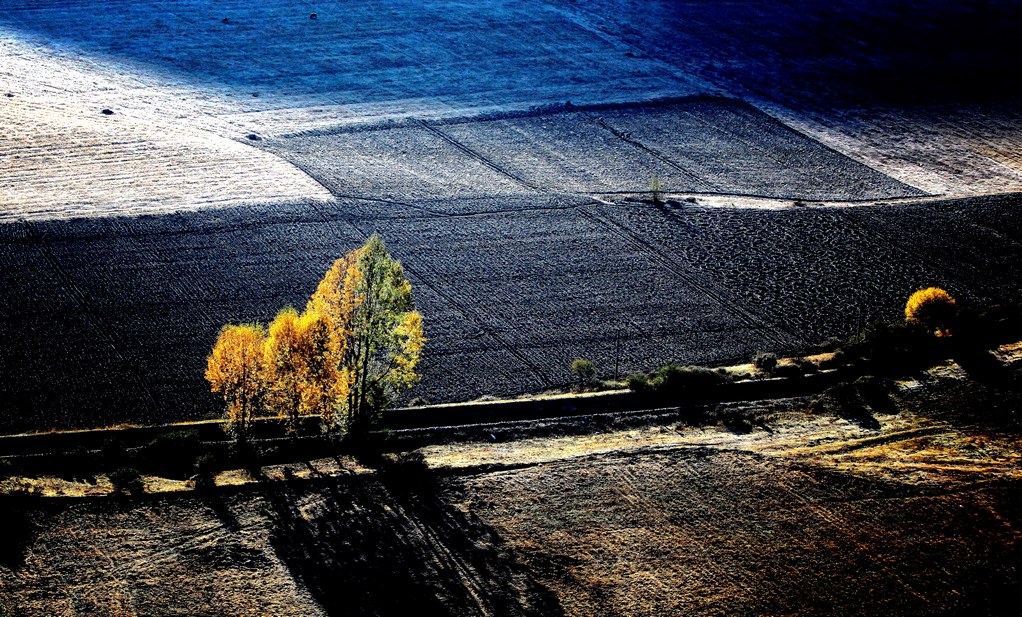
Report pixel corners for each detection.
[0,496,42,572]
[263,454,563,617]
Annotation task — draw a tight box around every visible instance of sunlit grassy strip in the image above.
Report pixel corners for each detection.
[418,412,852,471]
[0,456,373,498]
[423,407,1022,489]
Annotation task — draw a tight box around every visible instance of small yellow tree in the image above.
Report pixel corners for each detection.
[296,307,347,427]
[906,287,957,336]
[207,235,424,438]
[264,307,309,433]
[206,324,267,439]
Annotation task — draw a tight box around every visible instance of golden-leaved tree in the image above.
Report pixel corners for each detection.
[906,287,957,336]
[206,234,424,439]
[264,307,309,433]
[310,234,425,435]
[205,324,267,439]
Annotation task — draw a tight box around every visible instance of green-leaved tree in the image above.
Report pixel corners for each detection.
[309,234,425,434]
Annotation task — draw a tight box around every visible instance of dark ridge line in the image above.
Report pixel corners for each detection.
[270,94,736,139]
[587,113,721,192]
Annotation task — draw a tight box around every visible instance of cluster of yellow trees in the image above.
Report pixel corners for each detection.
[205,235,425,439]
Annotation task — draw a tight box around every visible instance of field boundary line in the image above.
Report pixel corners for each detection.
[586,114,721,192]
[415,120,545,192]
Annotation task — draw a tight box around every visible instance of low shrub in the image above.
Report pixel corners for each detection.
[753,352,778,373]
[820,348,849,370]
[627,364,731,401]
[794,357,818,375]
[772,362,803,379]
[649,175,665,204]
[570,358,598,391]
[905,287,957,336]
[816,337,844,353]
[625,373,650,392]
[108,467,144,495]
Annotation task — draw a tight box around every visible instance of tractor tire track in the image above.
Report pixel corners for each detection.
[576,205,801,350]
[586,114,722,193]
[19,220,162,412]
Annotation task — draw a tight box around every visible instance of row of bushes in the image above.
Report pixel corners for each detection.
[615,291,1021,411]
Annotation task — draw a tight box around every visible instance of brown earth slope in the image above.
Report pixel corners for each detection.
[1,370,1019,616]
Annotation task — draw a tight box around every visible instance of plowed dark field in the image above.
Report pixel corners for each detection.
[2,173,1021,433]
[2,0,1022,436]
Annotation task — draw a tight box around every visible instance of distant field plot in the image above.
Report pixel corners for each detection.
[265,126,533,202]
[0,0,701,120]
[436,111,698,194]
[539,0,1022,196]
[0,35,331,221]
[594,101,922,200]
[271,100,922,203]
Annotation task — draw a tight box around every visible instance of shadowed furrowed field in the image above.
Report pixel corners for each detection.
[2,393,1019,616]
[454,447,1020,616]
[2,190,1021,433]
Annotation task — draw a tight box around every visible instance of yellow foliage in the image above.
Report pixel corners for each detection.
[206,234,425,438]
[308,250,362,336]
[296,308,349,427]
[905,287,957,336]
[264,307,307,432]
[205,324,266,437]
[391,310,425,389]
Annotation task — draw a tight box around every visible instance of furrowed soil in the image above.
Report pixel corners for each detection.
[4,2,1021,614]
[3,190,1021,432]
[1,373,1019,616]
[5,1,1022,432]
